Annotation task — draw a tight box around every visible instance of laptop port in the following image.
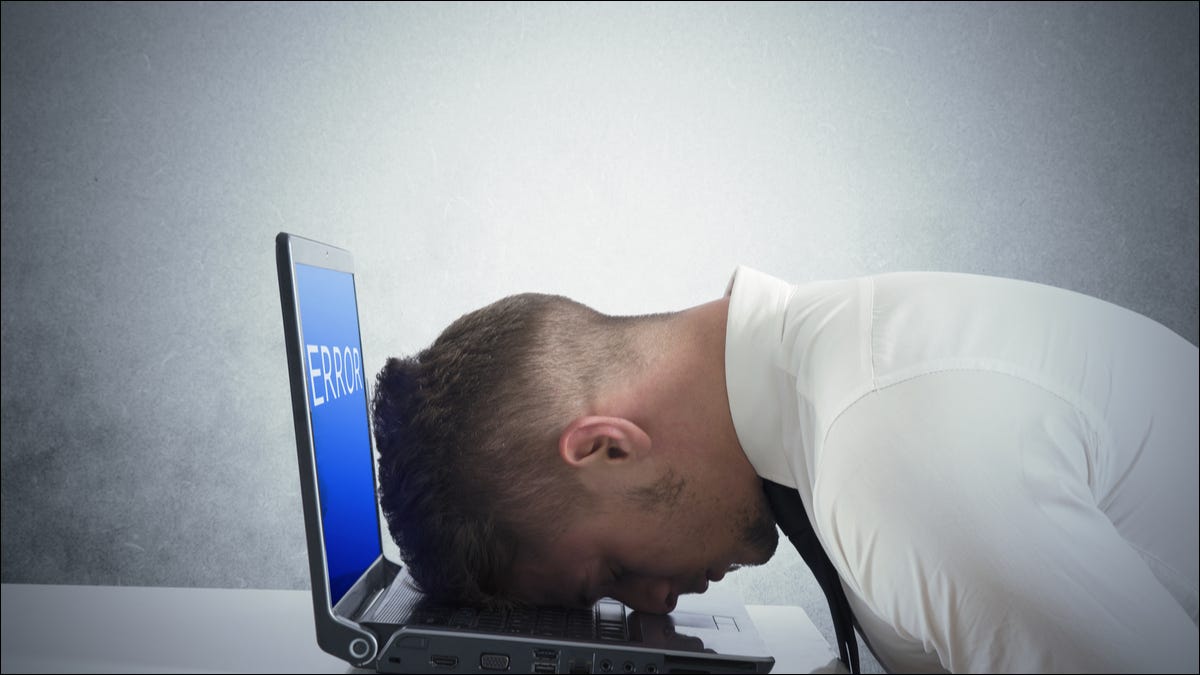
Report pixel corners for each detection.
[533,648,560,661]
[534,664,556,674]
[599,658,614,672]
[480,653,510,671]
[623,661,636,672]
[569,659,593,674]
[430,654,458,668]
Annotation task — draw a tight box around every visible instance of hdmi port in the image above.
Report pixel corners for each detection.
[430,654,459,668]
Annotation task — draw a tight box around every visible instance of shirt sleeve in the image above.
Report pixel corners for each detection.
[814,369,1199,673]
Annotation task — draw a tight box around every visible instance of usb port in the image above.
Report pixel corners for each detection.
[534,664,556,674]
[430,654,458,668]
[533,648,560,661]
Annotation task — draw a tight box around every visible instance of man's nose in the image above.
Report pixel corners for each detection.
[613,576,676,614]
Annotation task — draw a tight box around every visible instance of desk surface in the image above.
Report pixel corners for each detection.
[1,583,844,674]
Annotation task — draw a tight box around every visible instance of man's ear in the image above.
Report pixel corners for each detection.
[559,416,652,469]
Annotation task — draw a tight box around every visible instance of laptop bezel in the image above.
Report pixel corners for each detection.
[276,232,383,666]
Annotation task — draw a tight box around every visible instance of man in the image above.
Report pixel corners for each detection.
[371,266,1198,672]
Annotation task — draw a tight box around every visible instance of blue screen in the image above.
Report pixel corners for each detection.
[295,262,381,606]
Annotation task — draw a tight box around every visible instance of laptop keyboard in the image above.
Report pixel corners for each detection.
[408,599,629,641]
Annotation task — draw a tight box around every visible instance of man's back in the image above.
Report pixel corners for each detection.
[725,266,1198,672]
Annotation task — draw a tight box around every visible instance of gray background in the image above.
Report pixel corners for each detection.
[3,3,1197,672]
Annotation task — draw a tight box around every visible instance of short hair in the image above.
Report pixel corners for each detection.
[371,293,640,605]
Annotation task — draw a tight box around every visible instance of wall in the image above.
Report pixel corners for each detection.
[2,3,1196,669]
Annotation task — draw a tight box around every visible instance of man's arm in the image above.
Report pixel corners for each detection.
[815,369,1198,672]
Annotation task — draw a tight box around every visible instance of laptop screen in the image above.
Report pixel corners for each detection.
[294,262,382,606]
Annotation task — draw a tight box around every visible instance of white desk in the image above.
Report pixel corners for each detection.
[1,583,844,674]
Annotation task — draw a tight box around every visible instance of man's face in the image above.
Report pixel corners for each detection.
[510,463,779,614]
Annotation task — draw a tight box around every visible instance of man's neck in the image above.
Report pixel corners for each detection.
[607,297,750,472]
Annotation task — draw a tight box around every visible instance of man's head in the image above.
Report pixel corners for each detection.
[372,292,777,613]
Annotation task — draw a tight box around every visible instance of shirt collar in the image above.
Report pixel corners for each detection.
[723,266,798,488]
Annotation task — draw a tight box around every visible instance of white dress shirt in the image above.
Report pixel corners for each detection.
[724,266,1198,673]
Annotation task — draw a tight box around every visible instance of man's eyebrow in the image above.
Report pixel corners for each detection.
[576,570,593,607]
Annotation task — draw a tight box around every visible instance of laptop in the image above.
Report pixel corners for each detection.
[276,232,776,674]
